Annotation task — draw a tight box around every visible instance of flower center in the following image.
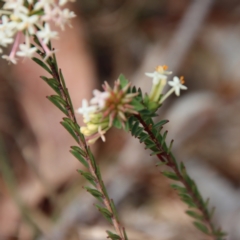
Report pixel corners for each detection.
[155,65,168,73]
[180,76,185,84]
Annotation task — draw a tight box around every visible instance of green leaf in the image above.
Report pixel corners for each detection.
[153,119,169,128]
[59,69,67,90]
[132,86,137,93]
[106,231,121,240]
[41,76,61,95]
[84,187,103,198]
[135,127,144,137]
[95,204,112,218]
[171,184,187,194]
[70,148,88,168]
[78,170,96,186]
[161,130,168,146]
[61,121,79,143]
[167,140,174,154]
[124,121,130,132]
[71,146,86,157]
[50,95,66,106]
[119,74,128,88]
[87,147,97,170]
[95,204,113,223]
[110,199,119,222]
[150,150,163,156]
[123,228,129,240]
[139,133,149,143]
[131,98,145,111]
[127,116,135,128]
[32,57,52,75]
[63,117,80,134]
[131,121,139,136]
[162,171,179,181]
[113,118,122,129]
[186,210,203,221]
[144,142,156,149]
[47,95,68,116]
[155,161,167,167]
[146,101,159,111]
[193,221,209,234]
[137,87,142,97]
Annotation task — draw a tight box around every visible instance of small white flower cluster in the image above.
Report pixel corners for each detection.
[145,65,187,103]
[0,0,76,64]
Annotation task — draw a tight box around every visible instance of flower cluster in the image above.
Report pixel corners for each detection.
[77,80,138,144]
[0,0,76,64]
[77,66,187,144]
[145,65,187,103]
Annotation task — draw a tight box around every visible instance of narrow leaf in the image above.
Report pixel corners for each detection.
[110,199,119,222]
[171,184,187,194]
[95,204,113,224]
[119,74,128,88]
[186,210,203,221]
[131,121,139,136]
[84,187,103,198]
[47,96,68,116]
[32,57,52,74]
[61,121,79,143]
[123,228,128,240]
[70,149,88,168]
[106,231,121,240]
[162,171,179,181]
[78,170,96,186]
[153,119,169,128]
[161,130,168,146]
[193,221,209,234]
[71,146,86,157]
[41,76,61,95]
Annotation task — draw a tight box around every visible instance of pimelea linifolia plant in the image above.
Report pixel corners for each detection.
[0,1,226,239]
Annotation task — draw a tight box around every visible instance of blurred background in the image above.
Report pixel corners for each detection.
[1,0,240,239]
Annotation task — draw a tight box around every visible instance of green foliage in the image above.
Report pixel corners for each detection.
[126,83,226,239]
[113,118,122,129]
[106,231,121,240]
[40,76,61,95]
[33,49,128,240]
[95,204,113,223]
[47,95,68,116]
[193,221,209,235]
[70,146,88,168]
[32,57,52,74]
[61,119,79,143]
[119,74,128,88]
[78,170,96,186]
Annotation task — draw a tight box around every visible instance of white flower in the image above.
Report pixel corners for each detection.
[168,76,187,96]
[76,99,97,122]
[0,31,14,47]
[59,0,76,6]
[37,23,58,44]
[0,0,76,63]
[16,13,39,35]
[2,54,17,64]
[16,43,37,58]
[145,65,172,85]
[90,89,110,109]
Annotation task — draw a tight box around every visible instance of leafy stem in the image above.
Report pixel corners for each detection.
[33,41,127,240]
[129,113,226,240]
